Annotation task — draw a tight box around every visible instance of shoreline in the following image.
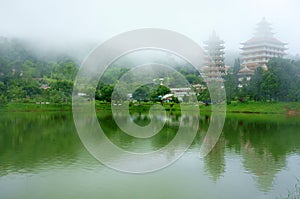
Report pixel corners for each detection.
[1,101,300,115]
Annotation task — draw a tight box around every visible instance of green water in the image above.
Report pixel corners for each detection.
[0,111,300,199]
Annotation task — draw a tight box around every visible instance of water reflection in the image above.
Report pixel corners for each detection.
[98,111,200,153]
[223,114,300,191]
[204,136,226,182]
[0,113,81,175]
[0,111,299,195]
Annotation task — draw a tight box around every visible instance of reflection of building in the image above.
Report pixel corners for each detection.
[240,17,287,82]
[203,31,226,82]
[242,143,286,192]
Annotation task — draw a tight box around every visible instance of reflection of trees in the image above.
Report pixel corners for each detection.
[223,115,300,192]
[204,136,226,182]
[98,111,177,152]
[98,110,200,159]
[98,112,136,151]
[190,114,209,147]
[0,113,80,176]
[99,110,300,189]
[198,114,300,189]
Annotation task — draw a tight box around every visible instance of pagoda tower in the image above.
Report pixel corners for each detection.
[203,31,225,81]
[240,17,287,73]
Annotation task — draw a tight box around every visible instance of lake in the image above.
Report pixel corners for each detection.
[0,111,300,199]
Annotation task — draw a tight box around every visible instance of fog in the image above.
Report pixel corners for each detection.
[1,0,300,58]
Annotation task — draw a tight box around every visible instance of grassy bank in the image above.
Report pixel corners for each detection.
[0,101,300,114]
[200,101,300,114]
[0,102,72,112]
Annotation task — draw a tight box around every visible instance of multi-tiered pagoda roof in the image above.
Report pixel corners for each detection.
[240,17,287,72]
[203,31,225,81]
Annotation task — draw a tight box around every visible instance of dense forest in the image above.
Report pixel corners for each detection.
[224,58,300,103]
[0,37,299,105]
[0,37,79,104]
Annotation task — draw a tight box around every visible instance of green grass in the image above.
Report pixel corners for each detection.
[224,101,300,114]
[1,101,300,114]
[0,102,72,112]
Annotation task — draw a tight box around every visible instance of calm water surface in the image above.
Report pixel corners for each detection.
[0,111,300,199]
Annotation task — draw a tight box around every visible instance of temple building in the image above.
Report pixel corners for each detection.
[239,17,287,83]
[203,31,226,82]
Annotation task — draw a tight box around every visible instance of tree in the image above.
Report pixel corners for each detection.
[261,71,279,102]
[20,78,41,98]
[233,58,241,86]
[132,85,150,102]
[185,74,202,84]
[249,67,264,101]
[0,81,6,93]
[150,85,171,101]
[0,81,7,104]
[233,58,241,75]
[224,73,236,103]
[197,88,211,102]
[8,85,25,101]
[51,58,78,80]
[50,90,67,103]
[247,58,300,102]
[50,80,73,103]
[267,58,300,101]
[100,67,130,85]
[98,85,114,102]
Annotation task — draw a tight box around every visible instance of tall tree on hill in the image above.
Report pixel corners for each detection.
[267,58,300,101]
[249,67,264,101]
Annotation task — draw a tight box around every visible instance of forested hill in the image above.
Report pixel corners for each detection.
[0,37,300,105]
[0,37,79,78]
[0,38,204,104]
[0,37,79,104]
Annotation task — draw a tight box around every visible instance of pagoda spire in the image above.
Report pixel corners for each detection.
[203,31,225,81]
[254,17,274,37]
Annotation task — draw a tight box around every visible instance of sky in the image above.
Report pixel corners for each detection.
[0,0,300,55]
